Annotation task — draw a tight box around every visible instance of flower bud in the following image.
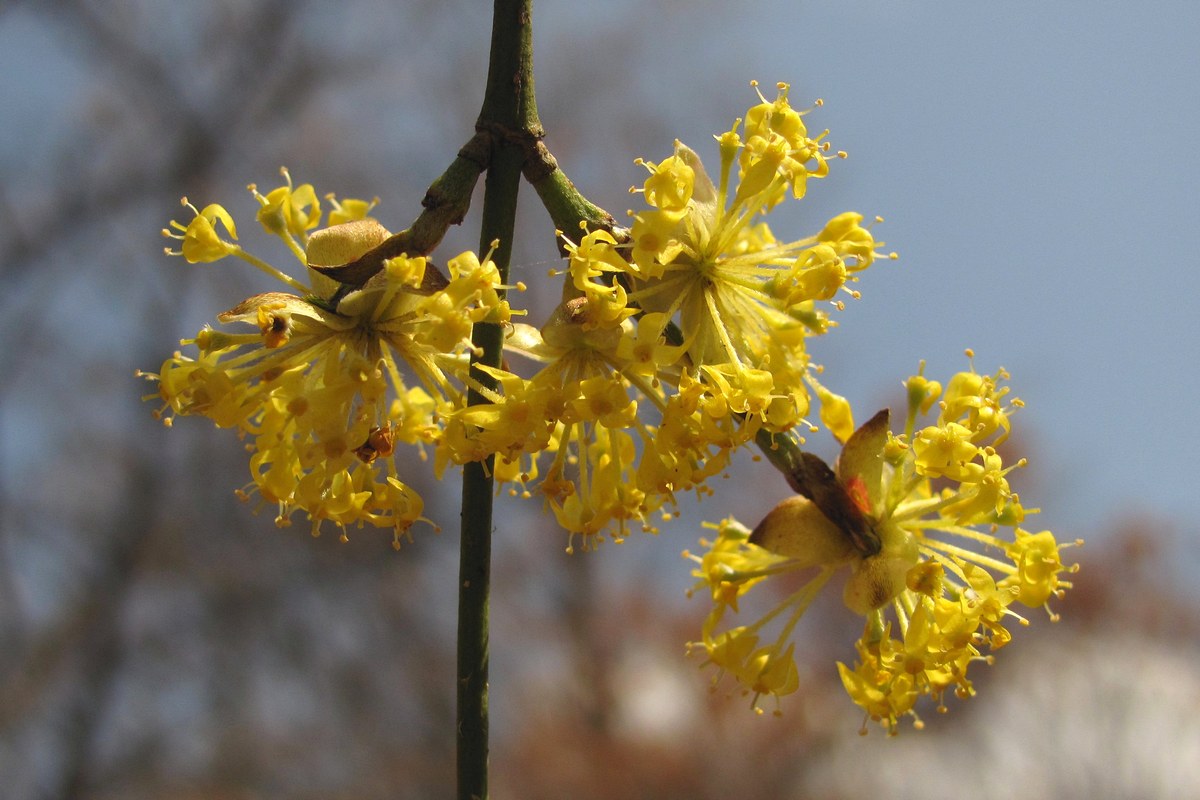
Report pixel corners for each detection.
[842,524,918,614]
[749,495,854,568]
[842,553,910,615]
[306,219,391,269]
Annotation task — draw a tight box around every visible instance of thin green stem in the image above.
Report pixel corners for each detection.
[314,132,490,295]
[524,149,619,241]
[457,1,538,798]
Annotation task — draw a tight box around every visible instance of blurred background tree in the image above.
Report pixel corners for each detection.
[1,1,1198,798]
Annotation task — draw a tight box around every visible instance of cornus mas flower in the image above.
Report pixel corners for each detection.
[625,82,893,434]
[141,170,512,548]
[685,356,1080,733]
[447,296,658,551]
[441,245,696,552]
[446,84,888,549]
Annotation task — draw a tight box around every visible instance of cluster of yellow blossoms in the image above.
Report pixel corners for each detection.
[441,82,889,550]
[141,170,515,548]
[142,82,1076,732]
[686,356,1080,733]
[142,84,888,549]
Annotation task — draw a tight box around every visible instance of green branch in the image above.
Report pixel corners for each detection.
[313,132,490,293]
[457,1,537,798]
[523,140,620,244]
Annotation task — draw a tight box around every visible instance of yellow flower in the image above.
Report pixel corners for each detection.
[740,81,830,202]
[614,311,688,376]
[444,293,667,551]
[1001,528,1070,610]
[326,193,380,226]
[619,83,888,437]
[143,174,508,547]
[250,167,321,239]
[687,358,1080,731]
[684,516,839,711]
[634,374,737,501]
[163,199,238,263]
[911,422,980,481]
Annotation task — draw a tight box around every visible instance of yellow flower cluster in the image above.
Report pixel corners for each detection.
[440,83,890,550]
[685,357,1080,733]
[142,170,512,547]
[142,83,1074,737]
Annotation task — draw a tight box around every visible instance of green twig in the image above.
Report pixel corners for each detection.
[522,140,621,246]
[314,132,490,301]
[457,1,538,798]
